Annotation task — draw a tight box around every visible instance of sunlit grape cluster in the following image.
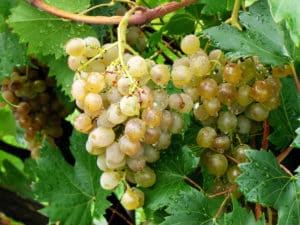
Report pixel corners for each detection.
[1,61,67,158]
[66,33,287,209]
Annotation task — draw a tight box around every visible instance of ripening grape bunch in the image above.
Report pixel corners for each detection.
[1,61,68,158]
[65,34,289,209]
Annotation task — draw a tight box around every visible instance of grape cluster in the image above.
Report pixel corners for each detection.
[1,62,67,157]
[66,33,284,209]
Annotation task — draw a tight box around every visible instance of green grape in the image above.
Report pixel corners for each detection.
[203,98,221,116]
[212,135,231,153]
[121,189,140,210]
[134,166,156,187]
[245,102,269,121]
[196,127,217,148]
[100,171,121,190]
[226,165,242,184]
[198,78,218,99]
[171,65,193,88]
[65,38,86,56]
[236,85,253,107]
[180,34,200,55]
[218,83,237,106]
[232,144,250,163]
[250,80,272,103]
[150,64,170,86]
[83,36,100,58]
[206,153,228,177]
[222,62,242,84]
[217,111,237,133]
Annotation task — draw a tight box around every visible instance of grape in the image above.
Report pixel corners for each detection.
[2,90,17,104]
[150,64,170,86]
[196,127,217,148]
[126,26,140,46]
[86,72,105,93]
[208,49,224,63]
[16,102,31,115]
[85,59,106,73]
[127,155,146,172]
[83,93,103,117]
[212,135,231,153]
[143,144,160,163]
[97,153,109,171]
[119,135,142,156]
[189,52,211,77]
[68,55,87,71]
[180,34,200,55]
[239,58,257,82]
[168,93,193,113]
[218,83,237,106]
[106,142,125,165]
[88,127,115,148]
[263,95,280,110]
[120,95,140,116]
[193,103,210,121]
[106,87,122,104]
[134,166,156,187]
[135,85,154,109]
[222,62,242,84]
[183,86,200,102]
[107,103,127,125]
[33,80,47,93]
[65,38,86,56]
[125,118,146,141]
[131,187,145,207]
[117,76,131,95]
[203,98,221,116]
[136,37,147,52]
[83,36,100,58]
[171,65,192,88]
[237,115,251,134]
[217,111,237,133]
[100,171,121,190]
[121,189,140,210]
[232,144,250,163]
[198,78,218,99]
[127,56,149,78]
[250,80,272,103]
[236,85,253,107]
[160,110,174,131]
[246,102,269,121]
[155,131,171,150]
[226,166,241,184]
[86,138,105,155]
[74,113,93,134]
[142,108,162,128]
[206,153,228,177]
[272,66,290,78]
[144,127,161,144]
[152,89,169,110]
[102,43,118,66]
[71,79,86,101]
[169,112,184,134]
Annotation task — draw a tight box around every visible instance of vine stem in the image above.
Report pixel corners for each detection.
[225,0,242,30]
[208,184,236,198]
[214,194,230,219]
[277,145,294,163]
[290,63,300,93]
[28,0,198,25]
[261,119,269,150]
[183,175,205,193]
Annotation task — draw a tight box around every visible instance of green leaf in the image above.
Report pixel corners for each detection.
[8,2,95,58]
[223,197,265,225]
[165,13,195,35]
[0,32,29,79]
[201,0,234,15]
[0,160,33,199]
[44,0,90,13]
[144,145,199,210]
[204,0,290,65]
[0,106,16,138]
[48,56,74,97]
[162,188,223,225]
[0,0,17,17]
[268,0,300,46]
[268,77,300,150]
[237,150,300,225]
[291,127,300,148]
[31,131,111,225]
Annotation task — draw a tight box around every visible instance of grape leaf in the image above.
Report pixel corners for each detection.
[44,0,90,13]
[0,0,17,17]
[0,106,16,138]
[0,160,33,199]
[291,127,300,148]
[201,0,234,15]
[144,145,199,210]
[223,197,265,225]
[268,77,300,150]
[165,13,195,35]
[237,150,300,225]
[30,131,111,225]
[162,188,223,225]
[8,2,95,58]
[204,0,291,65]
[0,32,29,79]
[268,0,300,47]
[47,56,74,97]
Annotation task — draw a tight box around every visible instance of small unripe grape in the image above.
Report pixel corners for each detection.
[226,166,242,184]
[170,112,184,134]
[180,34,200,55]
[171,65,193,88]
[196,127,217,148]
[237,115,251,134]
[142,108,162,128]
[143,144,160,163]
[198,78,218,99]
[106,87,122,104]
[193,103,210,121]
[173,56,190,68]
[120,95,140,116]
[246,102,269,121]
[160,110,174,131]
[100,171,121,190]
[218,83,237,106]
[208,49,224,64]
[222,62,242,84]
[83,36,100,58]
[237,85,253,107]
[127,56,149,78]
[102,43,118,66]
[65,38,86,56]
[212,135,231,153]
[134,166,156,187]
[125,118,146,141]
[232,144,250,163]
[150,64,170,86]
[250,80,272,103]
[217,111,237,133]
[88,127,115,148]
[85,59,106,73]
[119,135,142,156]
[206,153,228,177]
[74,113,93,134]
[126,26,140,46]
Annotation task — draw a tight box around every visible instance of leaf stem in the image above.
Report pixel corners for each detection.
[183,175,205,193]
[261,119,269,150]
[290,63,300,93]
[267,207,273,225]
[214,194,230,219]
[225,0,242,30]
[224,153,240,164]
[255,204,262,220]
[277,145,294,163]
[108,207,134,225]
[208,184,236,198]
[29,0,198,25]
[279,164,293,176]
